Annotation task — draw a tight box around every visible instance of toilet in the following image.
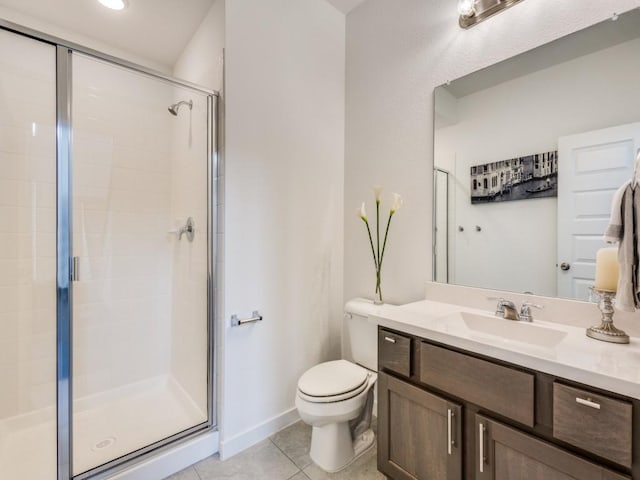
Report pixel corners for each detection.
[295,300,378,472]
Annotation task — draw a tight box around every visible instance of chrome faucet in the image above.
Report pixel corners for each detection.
[494,299,520,321]
[491,297,544,322]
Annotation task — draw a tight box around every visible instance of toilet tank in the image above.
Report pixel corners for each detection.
[342,298,379,371]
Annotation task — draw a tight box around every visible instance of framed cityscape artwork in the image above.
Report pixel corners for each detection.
[470,151,558,204]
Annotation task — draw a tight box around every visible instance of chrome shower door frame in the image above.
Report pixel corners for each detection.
[0,19,219,480]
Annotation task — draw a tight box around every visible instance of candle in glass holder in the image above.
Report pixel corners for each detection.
[594,247,619,292]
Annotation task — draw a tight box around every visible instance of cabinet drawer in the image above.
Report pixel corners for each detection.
[420,342,534,427]
[553,383,632,468]
[378,329,411,377]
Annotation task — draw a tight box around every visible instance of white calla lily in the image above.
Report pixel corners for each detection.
[373,185,383,203]
[391,193,403,214]
[357,202,368,222]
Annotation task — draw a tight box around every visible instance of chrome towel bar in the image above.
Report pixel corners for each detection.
[231,311,263,327]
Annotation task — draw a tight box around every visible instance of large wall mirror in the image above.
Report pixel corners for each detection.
[433,9,640,302]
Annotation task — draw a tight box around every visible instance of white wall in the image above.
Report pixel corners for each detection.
[435,37,640,296]
[173,0,225,91]
[345,0,640,306]
[222,0,345,457]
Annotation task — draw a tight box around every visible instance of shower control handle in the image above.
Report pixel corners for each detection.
[168,217,195,242]
[178,217,195,242]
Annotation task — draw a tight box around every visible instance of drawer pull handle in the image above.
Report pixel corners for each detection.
[479,423,486,473]
[447,409,454,455]
[576,397,601,410]
[384,336,396,344]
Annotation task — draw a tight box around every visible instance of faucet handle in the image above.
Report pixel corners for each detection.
[521,301,543,310]
[520,301,543,322]
[487,296,506,316]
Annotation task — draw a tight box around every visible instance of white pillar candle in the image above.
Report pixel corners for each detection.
[594,247,619,292]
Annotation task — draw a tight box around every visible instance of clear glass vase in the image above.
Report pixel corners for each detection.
[374,270,383,305]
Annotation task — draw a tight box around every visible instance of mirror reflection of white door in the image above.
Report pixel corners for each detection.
[557,122,640,300]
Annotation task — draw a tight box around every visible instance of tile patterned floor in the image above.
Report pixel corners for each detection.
[165,421,385,480]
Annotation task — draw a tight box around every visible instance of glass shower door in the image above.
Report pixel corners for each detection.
[71,53,211,476]
[433,168,449,283]
[0,30,57,480]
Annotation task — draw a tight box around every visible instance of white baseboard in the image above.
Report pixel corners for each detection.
[219,408,300,460]
[108,431,219,480]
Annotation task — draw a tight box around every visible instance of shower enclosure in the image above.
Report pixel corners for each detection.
[0,21,217,480]
[433,168,449,283]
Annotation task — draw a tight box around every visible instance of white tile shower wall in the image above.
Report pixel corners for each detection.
[71,55,174,399]
[167,89,210,418]
[172,0,225,431]
[0,30,57,420]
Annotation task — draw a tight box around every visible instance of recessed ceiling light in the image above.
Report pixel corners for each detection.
[98,0,128,10]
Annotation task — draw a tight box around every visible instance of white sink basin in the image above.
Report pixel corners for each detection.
[453,311,568,348]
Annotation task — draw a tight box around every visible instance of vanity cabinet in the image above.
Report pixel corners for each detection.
[377,327,636,480]
[378,372,462,480]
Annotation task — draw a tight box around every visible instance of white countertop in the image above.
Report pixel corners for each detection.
[367,299,640,400]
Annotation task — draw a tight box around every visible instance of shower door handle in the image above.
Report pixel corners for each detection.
[70,256,80,282]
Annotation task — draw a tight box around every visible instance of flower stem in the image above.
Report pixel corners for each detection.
[362,219,378,271]
[379,212,394,270]
[376,200,380,266]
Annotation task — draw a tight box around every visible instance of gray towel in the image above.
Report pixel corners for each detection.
[608,184,640,311]
[604,180,630,243]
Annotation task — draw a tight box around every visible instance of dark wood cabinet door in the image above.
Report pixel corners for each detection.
[475,414,630,480]
[378,372,462,480]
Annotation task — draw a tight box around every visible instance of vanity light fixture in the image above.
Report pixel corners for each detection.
[98,0,128,10]
[458,0,524,29]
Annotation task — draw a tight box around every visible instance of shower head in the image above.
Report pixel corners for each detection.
[168,99,193,116]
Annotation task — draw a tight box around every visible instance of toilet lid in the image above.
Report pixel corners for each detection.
[298,360,369,398]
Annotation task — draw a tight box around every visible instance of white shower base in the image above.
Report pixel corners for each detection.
[0,375,207,479]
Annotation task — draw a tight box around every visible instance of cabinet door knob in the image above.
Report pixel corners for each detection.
[560,262,571,271]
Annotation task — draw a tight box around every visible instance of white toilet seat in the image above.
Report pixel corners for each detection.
[297,360,370,403]
[297,377,369,403]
